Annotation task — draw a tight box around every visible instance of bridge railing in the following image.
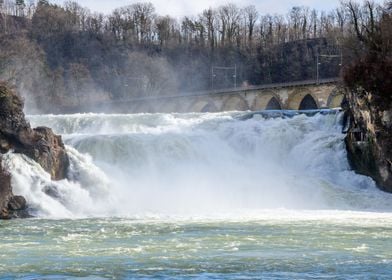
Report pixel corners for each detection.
[184,77,340,97]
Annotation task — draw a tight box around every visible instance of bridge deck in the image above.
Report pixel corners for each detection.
[57,78,341,113]
[110,77,340,104]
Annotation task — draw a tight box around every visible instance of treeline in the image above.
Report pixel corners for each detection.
[0,0,388,111]
[343,1,392,108]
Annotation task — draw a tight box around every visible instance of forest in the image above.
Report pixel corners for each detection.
[0,0,390,111]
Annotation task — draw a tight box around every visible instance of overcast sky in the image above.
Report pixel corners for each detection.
[52,0,381,17]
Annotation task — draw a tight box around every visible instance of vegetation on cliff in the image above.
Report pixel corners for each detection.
[343,1,392,108]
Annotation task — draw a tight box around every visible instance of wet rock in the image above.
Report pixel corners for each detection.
[0,82,70,219]
[0,82,69,180]
[8,195,27,211]
[0,158,13,219]
[43,184,62,200]
[0,157,29,219]
[344,89,392,192]
[28,127,70,180]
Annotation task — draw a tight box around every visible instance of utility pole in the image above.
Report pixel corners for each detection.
[316,54,320,85]
[211,66,215,89]
[339,52,343,67]
[234,64,237,88]
[211,65,237,89]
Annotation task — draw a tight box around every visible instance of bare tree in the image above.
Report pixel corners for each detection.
[132,2,155,43]
[15,0,25,17]
[243,5,258,47]
[200,8,216,49]
[155,15,176,46]
[310,9,318,38]
[345,1,364,42]
[218,4,241,46]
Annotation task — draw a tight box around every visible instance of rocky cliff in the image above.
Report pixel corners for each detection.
[344,88,392,192]
[0,82,69,219]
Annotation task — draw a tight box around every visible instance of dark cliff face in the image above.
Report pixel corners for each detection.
[0,82,70,219]
[0,160,13,219]
[344,88,392,192]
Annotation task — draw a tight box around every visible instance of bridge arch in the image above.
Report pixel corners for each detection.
[252,92,283,111]
[327,91,344,108]
[188,99,218,113]
[299,94,319,110]
[221,95,249,112]
[287,89,320,110]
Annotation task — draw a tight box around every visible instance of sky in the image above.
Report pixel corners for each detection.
[52,0,380,17]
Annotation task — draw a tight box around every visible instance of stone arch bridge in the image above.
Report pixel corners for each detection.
[71,78,344,113]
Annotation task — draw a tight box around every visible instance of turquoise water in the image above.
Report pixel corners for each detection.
[1,212,392,279]
[2,112,392,279]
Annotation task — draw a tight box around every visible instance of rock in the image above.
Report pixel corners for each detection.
[27,127,69,180]
[0,158,13,219]
[0,82,70,180]
[0,157,29,219]
[43,184,62,200]
[8,195,27,211]
[382,110,392,128]
[6,195,30,219]
[0,82,70,219]
[344,89,392,192]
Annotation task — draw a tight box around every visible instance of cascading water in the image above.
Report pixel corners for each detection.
[2,111,392,279]
[2,111,390,218]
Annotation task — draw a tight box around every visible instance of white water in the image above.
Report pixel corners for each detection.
[2,111,392,218]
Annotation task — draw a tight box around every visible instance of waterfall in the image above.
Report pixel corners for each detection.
[2,111,390,218]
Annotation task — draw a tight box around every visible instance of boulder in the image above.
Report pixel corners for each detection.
[8,195,27,211]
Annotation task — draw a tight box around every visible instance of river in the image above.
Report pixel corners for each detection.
[1,111,391,279]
